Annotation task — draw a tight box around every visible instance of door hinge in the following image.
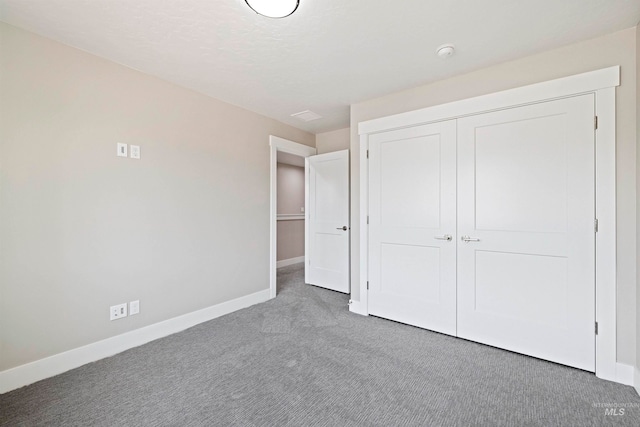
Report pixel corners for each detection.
[594,116,598,130]
[367,281,369,290]
[308,259,311,265]
[595,321,598,335]
[367,215,369,225]
[366,149,369,159]
[594,218,599,233]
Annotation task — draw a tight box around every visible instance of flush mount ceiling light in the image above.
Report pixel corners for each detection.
[436,44,455,59]
[245,0,299,18]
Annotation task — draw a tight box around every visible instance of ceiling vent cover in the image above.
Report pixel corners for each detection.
[291,110,322,122]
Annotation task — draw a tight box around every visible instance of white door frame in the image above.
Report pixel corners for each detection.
[355,66,621,383]
[269,136,316,299]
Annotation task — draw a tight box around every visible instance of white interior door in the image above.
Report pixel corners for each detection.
[305,150,350,293]
[457,95,596,371]
[368,121,457,335]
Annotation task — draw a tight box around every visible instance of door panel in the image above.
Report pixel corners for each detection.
[457,95,595,371]
[380,136,441,229]
[474,115,568,233]
[380,243,441,302]
[368,120,457,335]
[306,150,350,293]
[474,251,568,327]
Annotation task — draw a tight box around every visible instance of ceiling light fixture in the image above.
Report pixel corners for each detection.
[436,44,455,59]
[245,0,299,18]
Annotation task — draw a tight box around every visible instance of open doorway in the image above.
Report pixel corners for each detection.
[269,136,316,298]
[275,153,306,285]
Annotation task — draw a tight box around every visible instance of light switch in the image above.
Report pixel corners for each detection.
[129,300,140,315]
[117,143,128,157]
[130,145,140,160]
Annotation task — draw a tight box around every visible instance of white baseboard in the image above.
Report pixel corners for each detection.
[276,256,304,268]
[348,299,368,316]
[634,367,640,396]
[614,363,635,386]
[0,288,270,394]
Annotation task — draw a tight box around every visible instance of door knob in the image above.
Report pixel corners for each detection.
[337,226,348,231]
[461,236,480,242]
[434,234,453,241]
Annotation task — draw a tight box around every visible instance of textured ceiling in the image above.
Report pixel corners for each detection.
[1,0,639,133]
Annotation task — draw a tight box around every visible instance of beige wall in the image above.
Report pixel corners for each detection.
[276,163,305,261]
[350,27,637,365]
[277,163,305,215]
[0,23,314,371]
[277,221,305,262]
[316,128,350,154]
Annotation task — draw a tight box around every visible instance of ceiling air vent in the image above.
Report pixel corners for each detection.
[291,110,322,122]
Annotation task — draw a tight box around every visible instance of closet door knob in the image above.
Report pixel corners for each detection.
[434,235,452,241]
[337,226,348,231]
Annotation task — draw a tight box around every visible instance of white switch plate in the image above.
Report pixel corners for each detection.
[117,143,128,158]
[129,300,140,315]
[110,303,128,320]
[130,145,140,159]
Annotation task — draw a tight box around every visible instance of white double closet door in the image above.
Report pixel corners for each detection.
[368,95,595,371]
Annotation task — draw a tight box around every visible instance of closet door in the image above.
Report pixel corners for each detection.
[368,120,457,335]
[457,95,595,371]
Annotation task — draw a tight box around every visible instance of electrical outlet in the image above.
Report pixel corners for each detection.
[129,300,140,315]
[117,143,128,158]
[130,145,140,159]
[110,303,128,320]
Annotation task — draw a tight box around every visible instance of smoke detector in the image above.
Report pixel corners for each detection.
[436,44,455,59]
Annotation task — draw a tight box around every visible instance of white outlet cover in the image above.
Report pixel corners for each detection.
[130,145,140,159]
[110,303,128,320]
[129,300,140,315]
[117,143,128,157]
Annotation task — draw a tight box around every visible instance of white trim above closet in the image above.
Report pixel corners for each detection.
[359,67,619,135]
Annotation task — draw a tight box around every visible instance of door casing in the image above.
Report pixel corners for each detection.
[269,136,316,299]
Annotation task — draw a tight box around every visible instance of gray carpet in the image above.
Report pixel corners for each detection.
[1,263,639,426]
